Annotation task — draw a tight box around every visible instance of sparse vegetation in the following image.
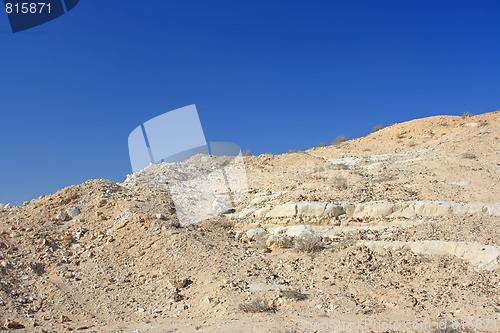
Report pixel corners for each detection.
[251,234,269,251]
[373,173,397,183]
[331,163,350,170]
[407,141,417,148]
[316,142,327,148]
[461,152,476,159]
[288,149,296,153]
[281,289,307,301]
[294,235,323,253]
[396,133,406,139]
[331,136,346,146]
[239,298,275,313]
[332,176,348,190]
[372,124,384,132]
[242,149,252,156]
[462,111,474,118]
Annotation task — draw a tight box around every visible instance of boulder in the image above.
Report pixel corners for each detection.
[286,225,314,238]
[266,235,291,249]
[246,228,267,240]
[66,207,81,218]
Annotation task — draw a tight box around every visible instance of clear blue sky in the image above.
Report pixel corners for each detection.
[1,0,499,205]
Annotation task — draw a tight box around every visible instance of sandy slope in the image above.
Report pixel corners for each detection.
[0,111,499,332]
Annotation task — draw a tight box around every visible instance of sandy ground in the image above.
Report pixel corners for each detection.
[0,111,499,332]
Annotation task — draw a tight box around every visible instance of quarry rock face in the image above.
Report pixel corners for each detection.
[240,200,500,221]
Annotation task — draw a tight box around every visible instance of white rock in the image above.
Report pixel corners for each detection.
[66,207,80,218]
[118,211,133,219]
[296,202,327,217]
[265,203,297,218]
[390,202,416,218]
[358,240,500,270]
[450,202,469,215]
[266,234,291,249]
[268,226,288,235]
[254,207,272,218]
[238,207,254,218]
[212,199,229,214]
[414,201,452,217]
[246,228,267,240]
[341,203,356,216]
[325,204,345,217]
[56,212,69,221]
[286,225,314,238]
[466,202,486,214]
[352,202,396,218]
[483,203,500,216]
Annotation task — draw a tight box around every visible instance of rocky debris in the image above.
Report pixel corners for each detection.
[247,283,290,292]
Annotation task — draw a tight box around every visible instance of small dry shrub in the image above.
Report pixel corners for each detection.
[242,150,252,156]
[462,111,474,118]
[251,234,269,251]
[372,124,384,132]
[239,298,275,313]
[461,152,476,159]
[316,142,327,148]
[281,289,307,301]
[331,163,349,170]
[331,136,346,146]
[333,176,348,190]
[294,235,323,253]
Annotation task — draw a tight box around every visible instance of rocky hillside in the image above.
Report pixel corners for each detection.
[0,111,499,332]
